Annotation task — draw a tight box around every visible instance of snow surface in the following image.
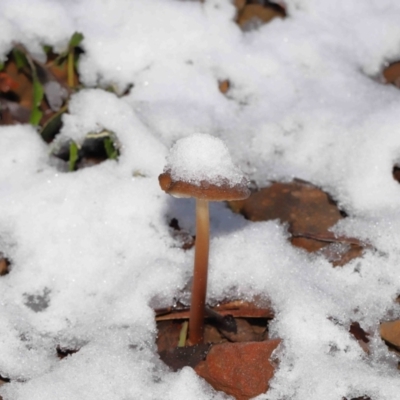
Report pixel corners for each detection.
[164,133,246,186]
[0,0,400,399]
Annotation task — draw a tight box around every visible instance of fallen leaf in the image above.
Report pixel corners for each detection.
[218,79,230,94]
[195,339,281,400]
[219,318,268,342]
[230,181,342,232]
[237,4,285,30]
[156,320,184,354]
[230,180,343,248]
[317,241,365,267]
[0,256,9,276]
[380,320,400,349]
[229,180,367,266]
[383,61,400,87]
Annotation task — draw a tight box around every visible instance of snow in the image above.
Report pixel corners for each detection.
[0,0,400,399]
[164,133,246,186]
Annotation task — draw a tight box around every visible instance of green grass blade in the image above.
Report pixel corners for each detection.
[69,142,79,171]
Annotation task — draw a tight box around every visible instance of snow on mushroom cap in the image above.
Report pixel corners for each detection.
[165,133,246,187]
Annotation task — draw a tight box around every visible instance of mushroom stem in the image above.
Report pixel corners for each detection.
[189,198,210,345]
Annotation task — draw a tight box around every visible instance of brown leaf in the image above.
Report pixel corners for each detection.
[219,318,268,342]
[218,79,230,94]
[317,242,365,267]
[156,320,184,354]
[380,320,400,349]
[230,180,343,248]
[203,324,226,344]
[237,4,285,30]
[229,181,367,266]
[230,181,342,231]
[383,61,400,87]
[195,339,281,400]
[0,256,10,276]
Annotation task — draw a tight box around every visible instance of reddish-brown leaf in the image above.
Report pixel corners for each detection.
[195,339,281,400]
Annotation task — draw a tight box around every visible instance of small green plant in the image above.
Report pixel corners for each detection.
[67,32,84,88]
[54,32,84,88]
[104,136,118,160]
[63,130,119,172]
[68,141,79,172]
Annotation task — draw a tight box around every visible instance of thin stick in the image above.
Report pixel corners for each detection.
[189,198,210,344]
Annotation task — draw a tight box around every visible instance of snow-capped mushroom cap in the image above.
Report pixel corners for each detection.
[159,133,250,201]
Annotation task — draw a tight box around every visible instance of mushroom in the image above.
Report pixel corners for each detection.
[159,134,250,345]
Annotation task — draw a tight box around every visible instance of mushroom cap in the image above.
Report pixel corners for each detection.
[159,171,250,201]
[159,134,251,201]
